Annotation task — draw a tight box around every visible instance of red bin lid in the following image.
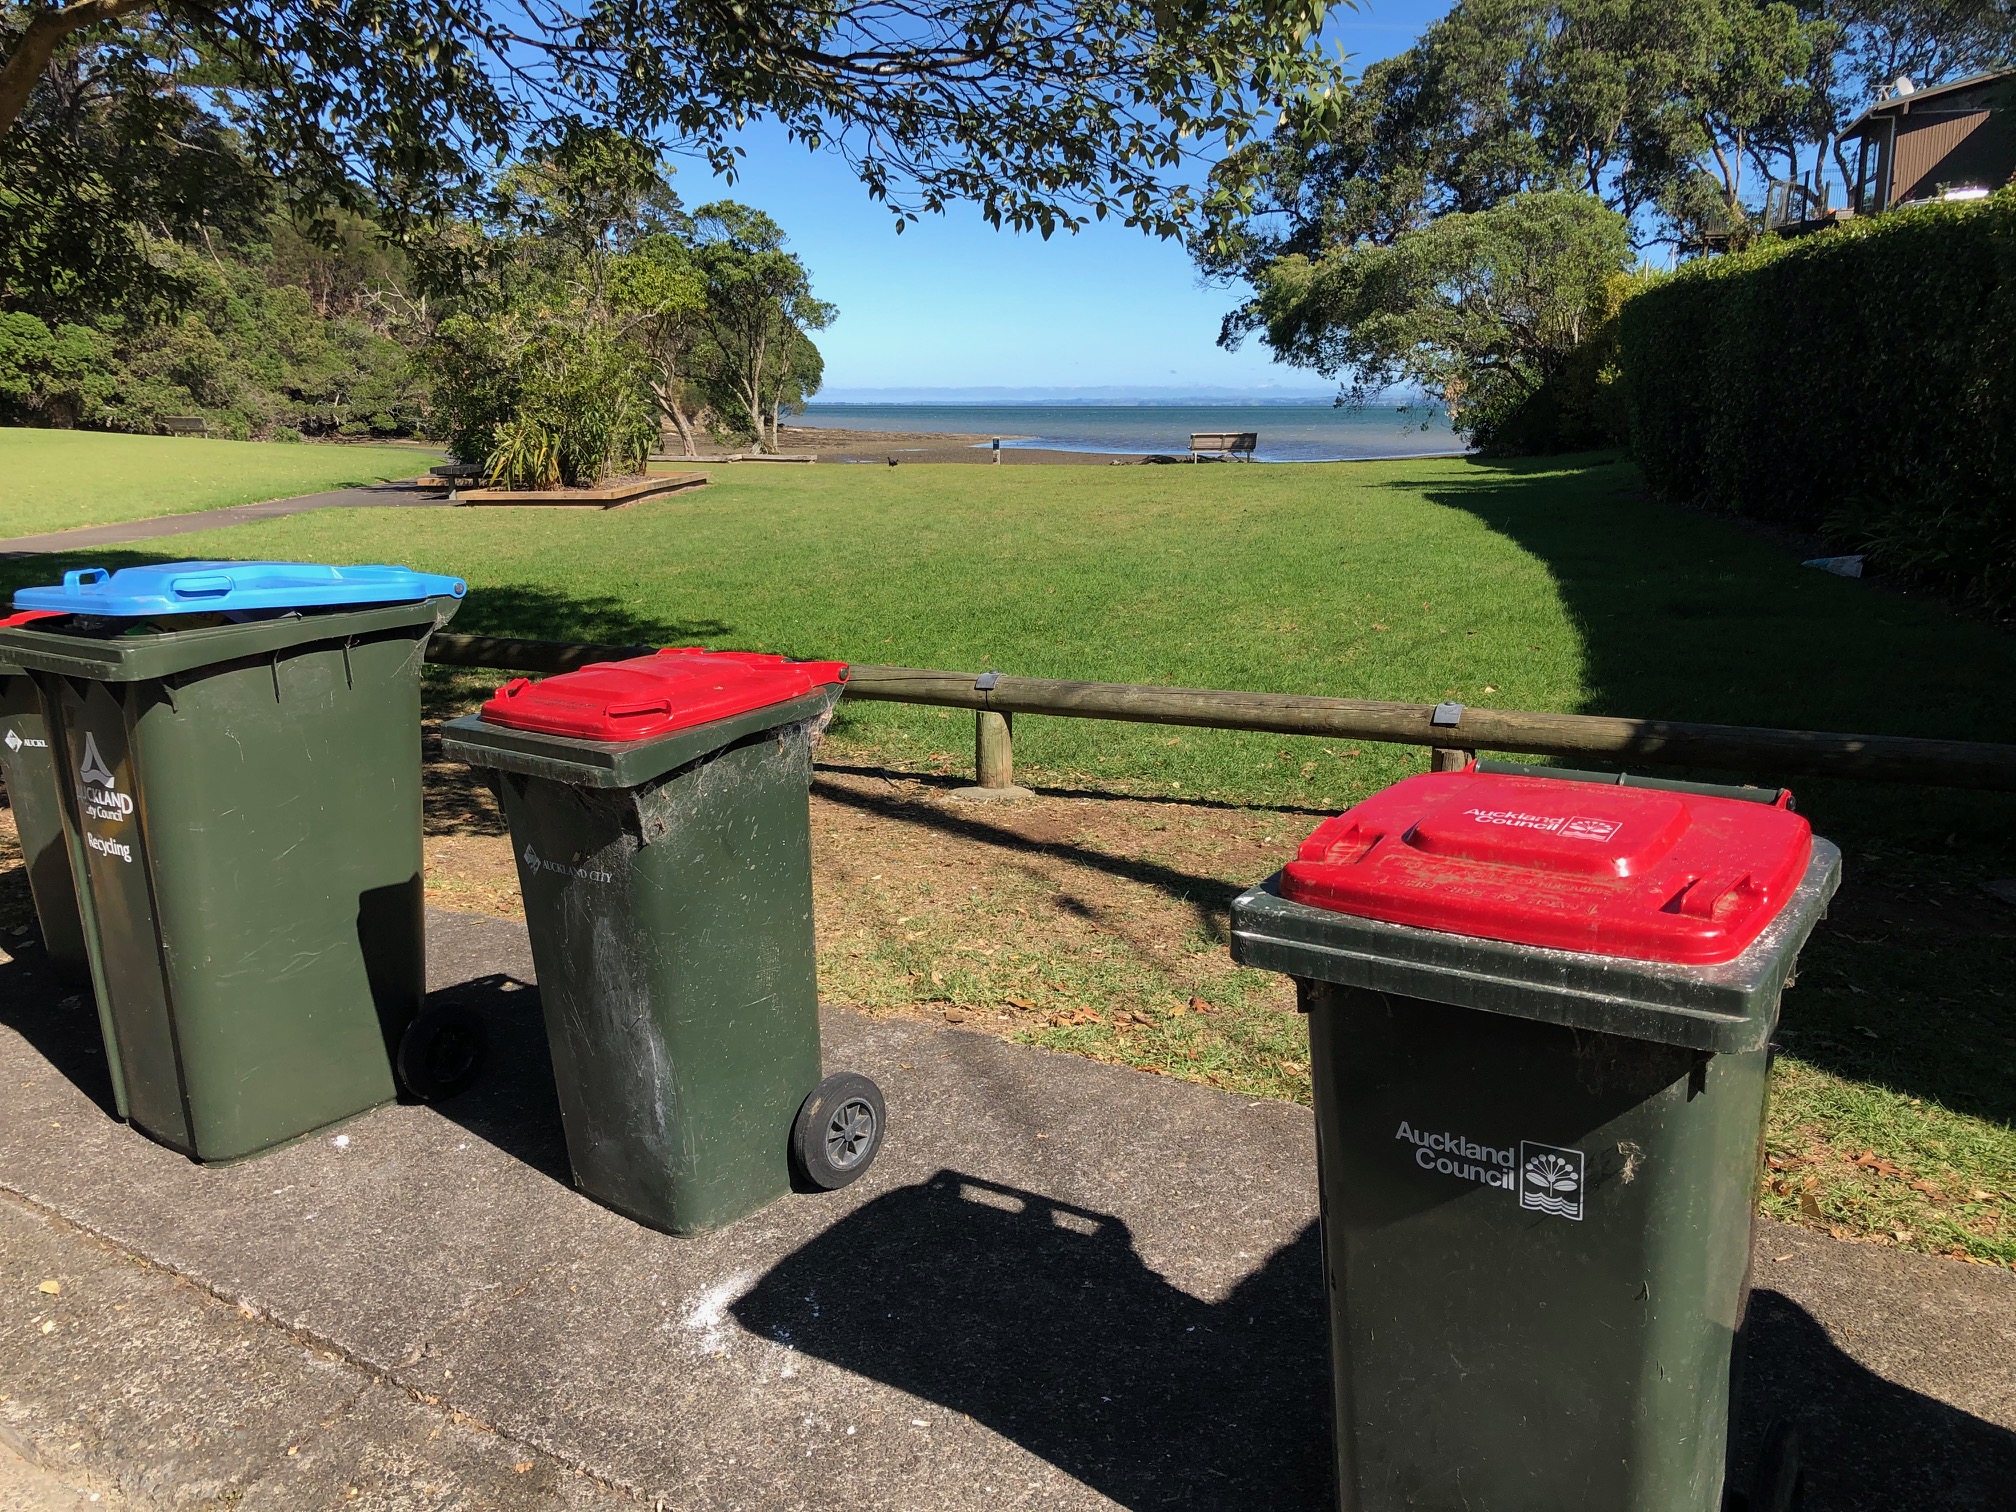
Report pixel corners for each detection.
[478,648,848,742]
[1280,769,1813,965]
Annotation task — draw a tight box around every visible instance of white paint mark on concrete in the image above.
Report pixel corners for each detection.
[681,1272,757,1355]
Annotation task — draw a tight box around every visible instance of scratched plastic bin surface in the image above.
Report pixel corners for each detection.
[0,562,465,1163]
[441,651,848,1236]
[1231,766,1841,1512]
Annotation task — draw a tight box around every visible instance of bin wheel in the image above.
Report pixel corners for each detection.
[791,1073,886,1191]
[397,1003,487,1102]
[1747,1419,1804,1512]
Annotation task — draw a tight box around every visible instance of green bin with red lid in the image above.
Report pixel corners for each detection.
[440,647,888,1235]
[1229,762,1841,1512]
[0,610,88,979]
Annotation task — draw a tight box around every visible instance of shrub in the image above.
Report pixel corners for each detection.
[1619,192,2016,608]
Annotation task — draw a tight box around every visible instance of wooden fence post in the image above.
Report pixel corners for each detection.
[977,710,1014,786]
[952,708,1033,801]
[1430,746,1475,772]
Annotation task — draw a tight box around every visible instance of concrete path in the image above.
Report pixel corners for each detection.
[0,913,2010,1511]
[0,483,450,557]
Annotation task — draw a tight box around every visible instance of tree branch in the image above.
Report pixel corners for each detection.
[0,0,154,136]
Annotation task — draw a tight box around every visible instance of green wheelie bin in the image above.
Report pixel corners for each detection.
[1,610,88,978]
[1230,763,1839,1512]
[0,561,472,1162]
[441,647,887,1235]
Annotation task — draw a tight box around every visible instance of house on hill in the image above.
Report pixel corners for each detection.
[1844,69,2016,216]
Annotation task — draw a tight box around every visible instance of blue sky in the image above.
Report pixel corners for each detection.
[673,0,1448,396]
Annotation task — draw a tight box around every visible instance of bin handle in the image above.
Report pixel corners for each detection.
[607,699,672,720]
[62,568,108,592]
[1677,872,1759,921]
[168,573,236,600]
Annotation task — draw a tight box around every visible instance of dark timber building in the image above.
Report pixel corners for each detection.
[1844,69,2016,216]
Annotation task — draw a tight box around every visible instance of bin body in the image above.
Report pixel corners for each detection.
[1230,767,1839,1512]
[443,662,844,1235]
[0,653,88,976]
[0,579,460,1160]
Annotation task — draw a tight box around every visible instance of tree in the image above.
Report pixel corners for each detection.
[1197,0,2012,276]
[687,202,834,454]
[1247,190,1634,451]
[609,233,709,457]
[0,26,267,322]
[1,0,1346,247]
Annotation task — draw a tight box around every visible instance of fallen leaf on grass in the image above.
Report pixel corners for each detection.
[1004,997,1035,1010]
[1798,1193,1826,1220]
[1187,996,1213,1014]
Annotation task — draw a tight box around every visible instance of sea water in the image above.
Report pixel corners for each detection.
[794,401,1464,463]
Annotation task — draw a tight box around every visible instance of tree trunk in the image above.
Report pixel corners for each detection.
[743,334,768,454]
[652,378,699,458]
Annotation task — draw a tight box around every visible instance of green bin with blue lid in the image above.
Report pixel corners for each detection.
[1,609,88,978]
[441,648,887,1235]
[1230,763,1840,1512]
[0,560,476,1162]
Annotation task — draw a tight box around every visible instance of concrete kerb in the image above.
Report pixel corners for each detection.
[0,910,2011,1510]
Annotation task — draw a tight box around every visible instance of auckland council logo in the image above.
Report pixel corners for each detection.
[1518,1141,1586,1222]
[520,842,614,885]
[79,732,116,789]
[77,733,134,824]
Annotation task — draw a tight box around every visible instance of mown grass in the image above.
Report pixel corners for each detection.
[0,428,436,537]
[1,455,2011,1263]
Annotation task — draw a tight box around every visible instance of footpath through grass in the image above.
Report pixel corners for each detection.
[1,455,2011,1265]
[0,428,436,538]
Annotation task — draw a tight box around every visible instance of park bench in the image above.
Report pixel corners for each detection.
[428,460,488,500]
[161,416,207,437]
[1189,431,1257,461]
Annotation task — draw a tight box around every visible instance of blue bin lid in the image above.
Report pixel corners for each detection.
[12,561,468,617]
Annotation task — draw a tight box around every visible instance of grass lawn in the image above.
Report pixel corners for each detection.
[0,428,438,538]
[1,453,2010,1265]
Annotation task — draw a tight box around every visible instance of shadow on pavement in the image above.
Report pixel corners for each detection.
[732,1169,2016,1512]
[0,942,118,1119]
[1733,1287,2016,1511]
[420,969,575,1188]
[736,1171,1335,1510]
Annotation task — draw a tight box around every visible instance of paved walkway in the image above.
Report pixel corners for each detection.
[0,483,450,557]
[0,913,2010,1510]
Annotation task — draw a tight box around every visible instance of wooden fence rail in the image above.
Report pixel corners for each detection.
[423,633,2016,793]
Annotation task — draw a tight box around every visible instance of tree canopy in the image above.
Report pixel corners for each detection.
[1196,0,2016,278]
[1,0,1346,244]
[1249,189,1634,451]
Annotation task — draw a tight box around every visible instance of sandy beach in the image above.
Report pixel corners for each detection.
[662,425,1148,465]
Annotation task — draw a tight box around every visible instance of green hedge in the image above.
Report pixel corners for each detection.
[1619,192,2016,609]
